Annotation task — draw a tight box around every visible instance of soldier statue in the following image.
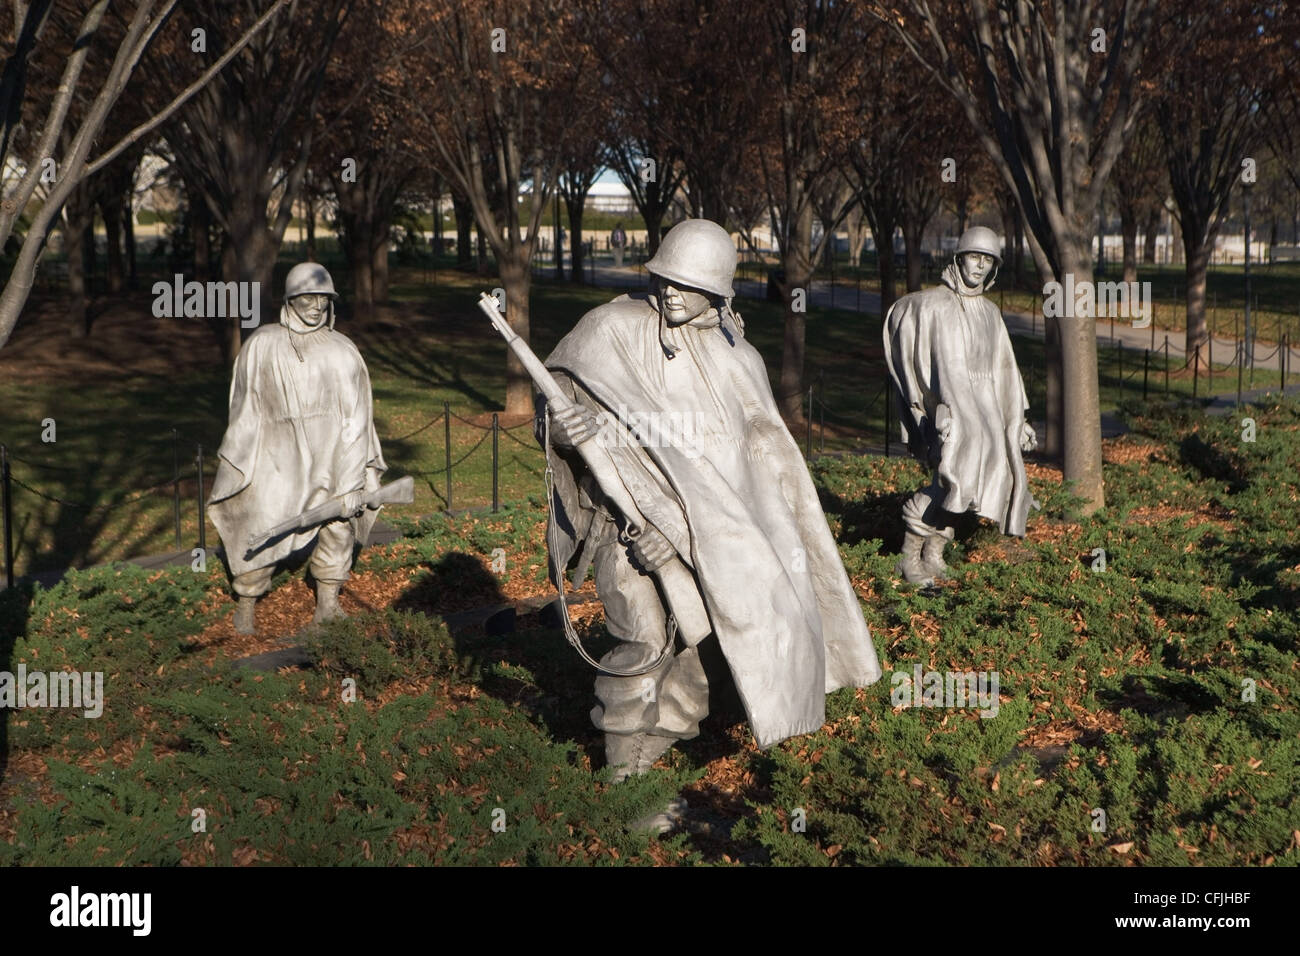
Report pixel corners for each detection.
[209,263,388,634]
[882,226,1038,587]
[536,219,882,781]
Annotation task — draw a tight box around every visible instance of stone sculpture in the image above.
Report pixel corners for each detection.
[528,219,882,781]
[882,226,1038,587]
[209,262,388,634]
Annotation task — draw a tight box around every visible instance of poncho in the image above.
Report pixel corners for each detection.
[209,305,386,576]
[882,264,1034,535]
[543,293,881,749]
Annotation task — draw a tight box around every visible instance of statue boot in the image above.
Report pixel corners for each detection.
[897,530,935,586]
[606,731,675,784]
[921,527,955,582]
[233,596,257,635]
[313,582,347,624]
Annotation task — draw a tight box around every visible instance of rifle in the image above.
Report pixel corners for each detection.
[245,475,415,558]
[475,291,713,646]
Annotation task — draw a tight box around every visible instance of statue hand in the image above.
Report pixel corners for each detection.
[339,489,365,518]
[1020,421,1038,452]
[938,417,954,443]
[550,404,600,448]
[629,526,675,572]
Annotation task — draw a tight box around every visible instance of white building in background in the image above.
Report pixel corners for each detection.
[586,180,636,214]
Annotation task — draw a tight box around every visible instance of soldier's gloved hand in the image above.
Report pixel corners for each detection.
[934,404,954,444]
[550,405,600,448]
[339,489,365,518]
[629,527,675,572]
[1020,421,1038,452]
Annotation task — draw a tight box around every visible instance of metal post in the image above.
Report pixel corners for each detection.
[2,445,13,589]
[443,401,452,512]
[1244,185,1253,370]
[491,413,499,513]
[1282,334,1287,392]
[1164,335,1170,394]
[171,428,182,550]
[1117,341,1123,390]
[1193,346,1200,398]
[1143,348,1149,400]
[195,444,206,552]
[1237,341,1243,407]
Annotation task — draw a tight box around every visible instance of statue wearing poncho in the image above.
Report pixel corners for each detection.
[208,263,386,632]
[882,227,1038,587]
[539,219,880,779]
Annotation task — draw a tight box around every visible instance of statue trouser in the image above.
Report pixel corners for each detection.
[588,532,710,783]
[232,520,354,633]
[899,476,957,586]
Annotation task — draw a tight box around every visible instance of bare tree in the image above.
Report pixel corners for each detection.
[880,0,1165,513]
[0,0,292,349]
[410,0,590,415]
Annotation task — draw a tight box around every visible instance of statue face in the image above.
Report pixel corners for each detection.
[660,281,712,325]
[289,293,330,329]
[958,252,995,288]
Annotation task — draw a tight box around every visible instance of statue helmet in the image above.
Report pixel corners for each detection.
[284,262,338,300]
[954,226,1002,265]
[644,219,736,299]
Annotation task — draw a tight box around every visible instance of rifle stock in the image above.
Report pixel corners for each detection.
[246,475,414,556]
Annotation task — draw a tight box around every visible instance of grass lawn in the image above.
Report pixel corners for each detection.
[0,395,1296,865]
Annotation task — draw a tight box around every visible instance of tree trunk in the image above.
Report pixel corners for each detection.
[101,198,124,294]
[568,201,586,284]
[902,220,923,292]
[1120,204,1138,286]
[1142,207,1160,265]
[778,203,814,422]
[63,185,94,338]
[304,196,316,260]
[1057,242,1104,513]
[845,205,866,267]
[453,192,473,268]
[223,211,277,365]
[1182,232,1212,368]
[476,230,487,275]
[499,254,533,415]
[349,230,374,318]
[372,225,389,303]
[124,198,137,291]
[869,218,898,313]
[193,200,212,281]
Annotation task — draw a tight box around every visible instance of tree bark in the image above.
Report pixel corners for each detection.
[192,199,211,280]
[1182,233,1213,368]
[1142,207,1160,264]
[499,254,533,416]
[567,200,586,284]
[101,197,124,293]
[62,184,94,338]
[1120,203,1138,286]
[453,191,473,268]
[372,224,389,303]
[777,203,814,422]
[124,197,137,290]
